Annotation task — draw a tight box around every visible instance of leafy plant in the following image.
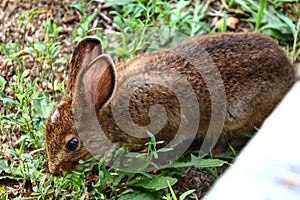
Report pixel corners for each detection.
[145,130,165,160]
[277,16,300,63]
[17,9,47,48]
[106,0,211,58]
[71,0,102,43]
[234,0,296,40]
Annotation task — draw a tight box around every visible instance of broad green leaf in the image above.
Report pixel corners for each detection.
[113,16,123,29]
[54,57,68,66]
[103,168,113,184]
[179,189,196,200]
[0,159,10,174]
[277,14,296,34]
[70,2,83,13]
[160,155,227,169]
[22,153,33,160]
[105,0,136,7]
[31,90,54,120]
[8,149,19,158]
[1,97,17,105]
[135,176,177,191]
[50,45,61,59]
[115,47,126,57]
[21,69,30,80]
[34,41,46,52]
[119,188,161,200]
[124,158,150,172]
[32,185,38,193]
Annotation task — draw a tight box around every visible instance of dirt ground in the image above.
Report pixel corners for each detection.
[0,0,299,199]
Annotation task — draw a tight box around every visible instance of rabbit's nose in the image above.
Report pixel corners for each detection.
[48,163,61,175]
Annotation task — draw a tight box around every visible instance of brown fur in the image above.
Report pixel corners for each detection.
[45,32,296,175]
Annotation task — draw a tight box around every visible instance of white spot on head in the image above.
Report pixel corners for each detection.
[51,109,60,125]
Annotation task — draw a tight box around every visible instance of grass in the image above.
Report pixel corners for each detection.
[0,0,299,199]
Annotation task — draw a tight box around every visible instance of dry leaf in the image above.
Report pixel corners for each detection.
[216,16,239,30]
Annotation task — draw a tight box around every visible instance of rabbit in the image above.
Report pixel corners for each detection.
[44,32,296,175]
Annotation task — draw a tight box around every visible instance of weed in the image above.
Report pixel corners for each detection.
[234,0,299,41]
[278,16,300,63]
[145,130,165,160]
[71,0,102,43]
[17,9,48,48]
[254,0,267,32]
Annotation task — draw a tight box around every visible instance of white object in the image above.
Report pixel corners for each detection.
[205,81,300,200]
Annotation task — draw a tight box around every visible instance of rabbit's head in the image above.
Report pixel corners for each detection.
[44,37,117,175]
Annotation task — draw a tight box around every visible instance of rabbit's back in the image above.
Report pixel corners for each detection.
[103,32,295,149]
[190,33,295,134]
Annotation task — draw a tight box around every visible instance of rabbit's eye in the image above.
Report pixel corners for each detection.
[66,137,79,151]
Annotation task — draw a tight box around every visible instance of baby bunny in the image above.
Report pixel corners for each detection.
[45,32,296,175]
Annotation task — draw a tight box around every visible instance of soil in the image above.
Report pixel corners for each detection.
[0,0,299,199]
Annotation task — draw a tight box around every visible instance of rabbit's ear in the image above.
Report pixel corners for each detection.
[66,37,104,96]
[74,54,117,112]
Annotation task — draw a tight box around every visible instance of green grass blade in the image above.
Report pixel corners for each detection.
[168,181,178,200]
[255,0,266,32]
